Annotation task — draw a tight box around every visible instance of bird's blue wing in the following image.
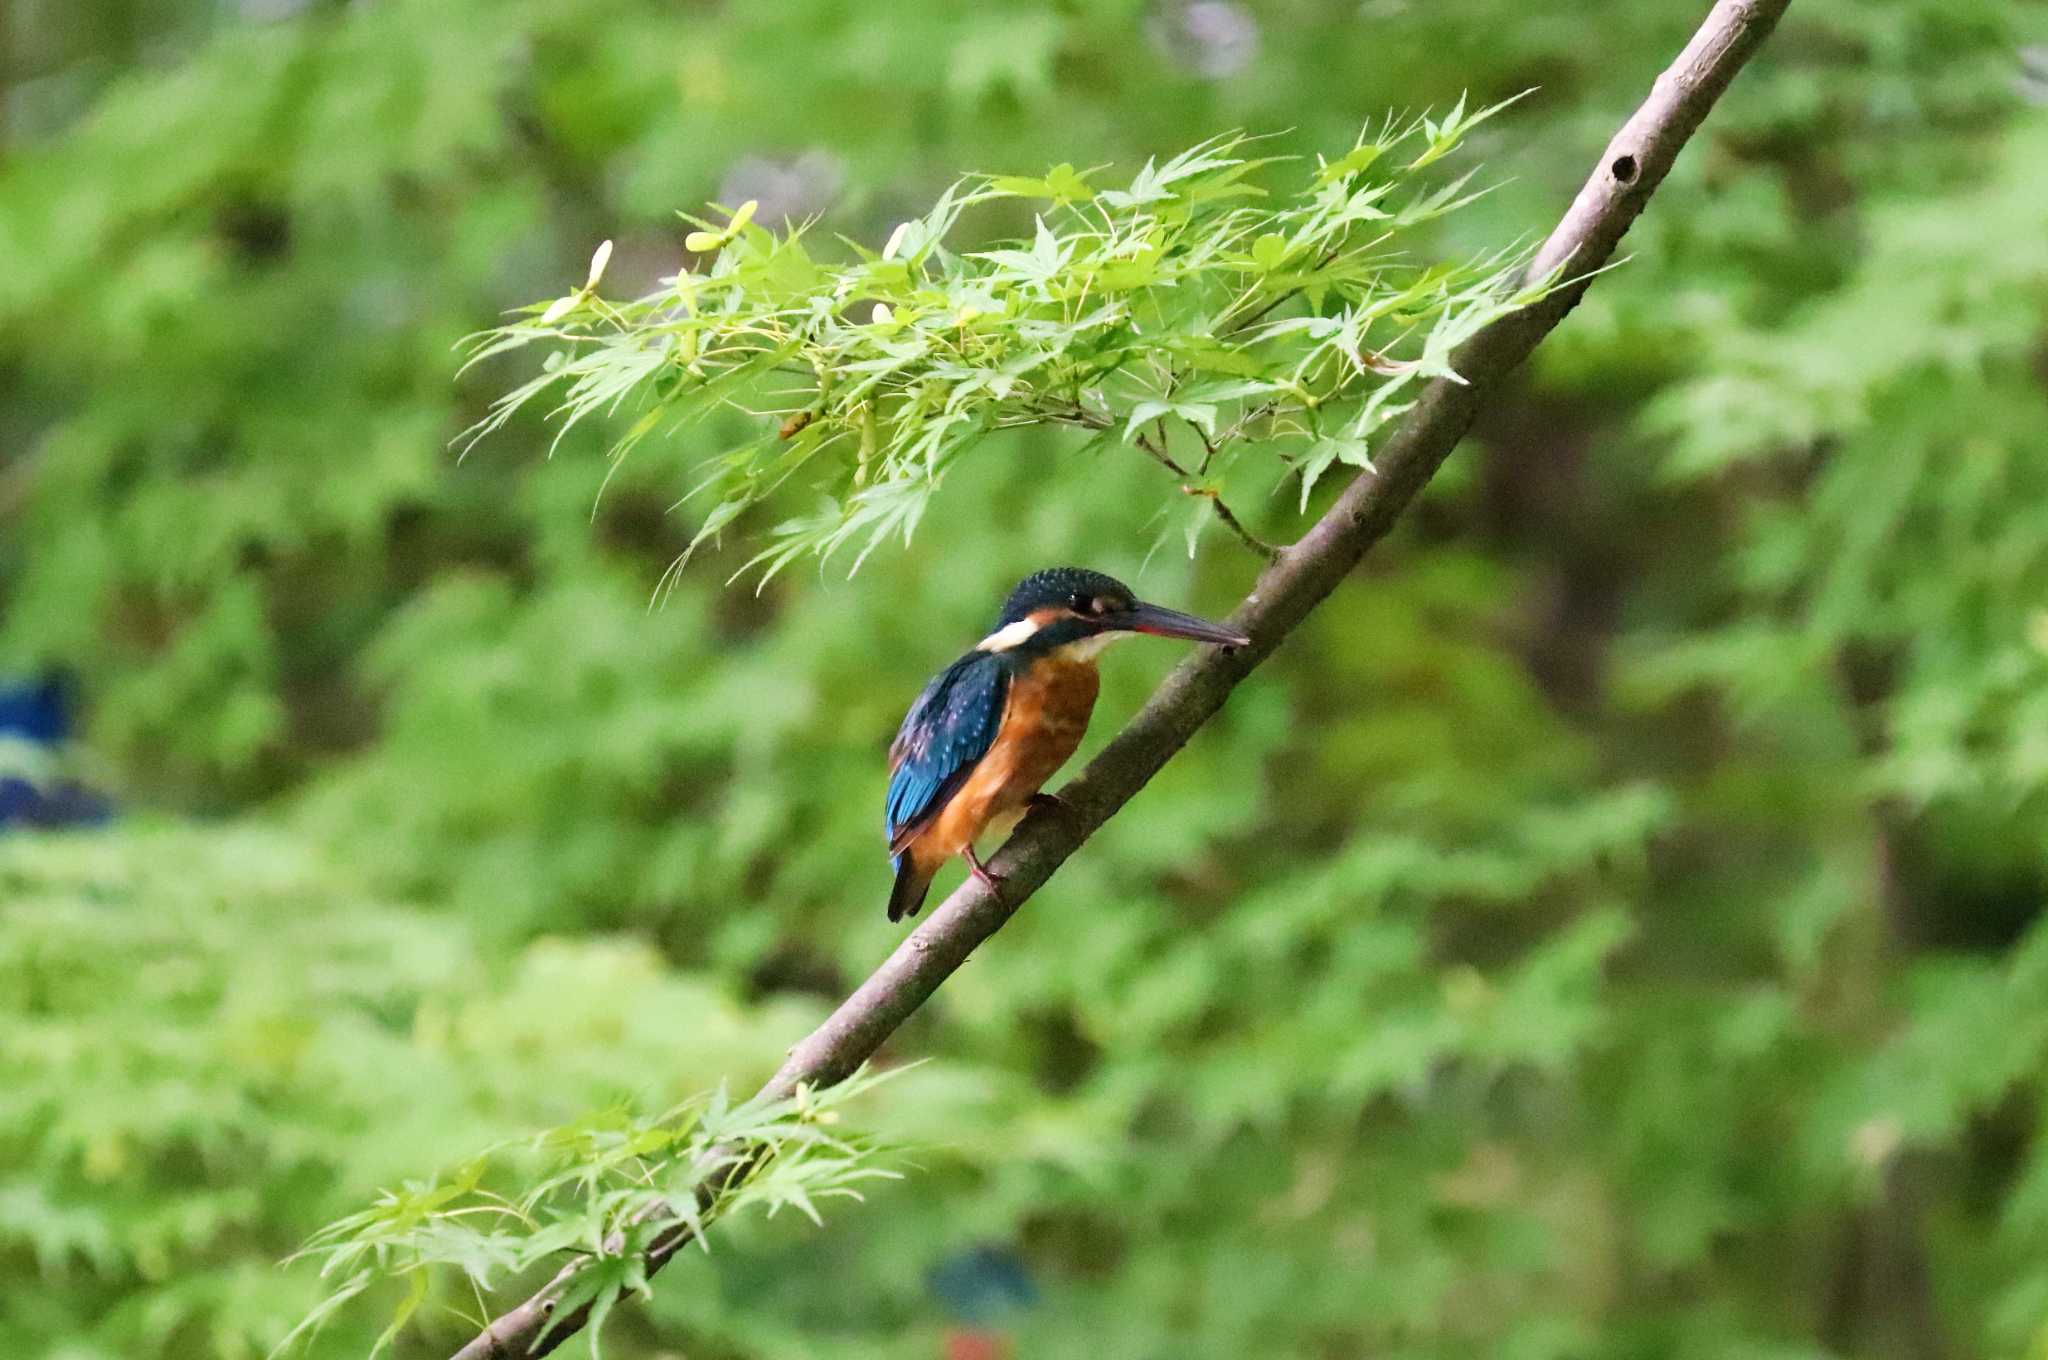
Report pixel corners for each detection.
[885,651,1010,851]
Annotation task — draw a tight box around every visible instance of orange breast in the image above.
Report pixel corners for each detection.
[914,657,1100,867]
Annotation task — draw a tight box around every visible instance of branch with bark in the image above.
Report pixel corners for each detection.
[450,2,1792,1353]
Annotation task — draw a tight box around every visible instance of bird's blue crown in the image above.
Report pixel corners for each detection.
[996,567,1134,627]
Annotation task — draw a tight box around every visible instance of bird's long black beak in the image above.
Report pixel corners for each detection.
[1114,601,1251,648]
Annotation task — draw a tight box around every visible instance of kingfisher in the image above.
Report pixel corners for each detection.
[883,567,1249,922]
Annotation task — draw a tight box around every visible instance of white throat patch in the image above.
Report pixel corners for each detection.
[975,617,1127,659]
[975,617,1043,652]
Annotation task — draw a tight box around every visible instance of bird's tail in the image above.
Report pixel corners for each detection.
[887,853,936,923]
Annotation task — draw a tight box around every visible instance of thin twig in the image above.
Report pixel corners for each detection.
[1219,245,1345,337]
[1134,419,1270,561]
[1132,426,1193,478]
[1189,484,1281,561]
[445,4,1793,1354]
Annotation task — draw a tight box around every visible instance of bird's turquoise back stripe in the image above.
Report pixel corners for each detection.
[884,650,1009,844]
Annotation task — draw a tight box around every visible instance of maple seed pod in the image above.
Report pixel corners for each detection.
[684,200,759,255]
[584,239,614,290]
[779,409,817,440]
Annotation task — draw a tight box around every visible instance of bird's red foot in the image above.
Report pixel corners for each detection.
[962,847,1002,897]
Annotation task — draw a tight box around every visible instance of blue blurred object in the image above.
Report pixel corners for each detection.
[0,675,114,830]
[926,1244,1037,1326]
[0,776,113,828]
[0,676,70,744]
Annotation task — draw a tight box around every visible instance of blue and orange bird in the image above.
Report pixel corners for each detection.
[882,567,1250,922]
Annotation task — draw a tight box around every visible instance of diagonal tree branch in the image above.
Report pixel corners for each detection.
[450,2,1791,1353]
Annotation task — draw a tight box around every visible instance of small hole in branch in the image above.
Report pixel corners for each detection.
[1611,154,1638,183]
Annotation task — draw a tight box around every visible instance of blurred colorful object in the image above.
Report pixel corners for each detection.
[0,676,69,744]
[0,676,112,829]
[929,1244,1037,1360]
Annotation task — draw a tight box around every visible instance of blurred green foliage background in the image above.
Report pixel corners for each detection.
[4,1,2048,1357]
